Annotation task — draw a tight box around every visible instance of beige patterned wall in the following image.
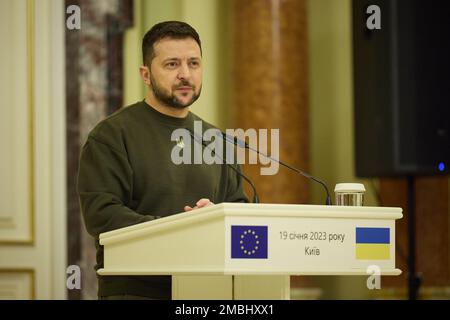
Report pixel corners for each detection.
[0,0,67,299]
[0,0,34,245]
[0,270,35,299]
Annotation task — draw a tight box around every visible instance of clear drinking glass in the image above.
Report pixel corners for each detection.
[334,183,365,206]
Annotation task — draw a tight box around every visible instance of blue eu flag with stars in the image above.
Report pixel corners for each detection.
[231,225,268,259]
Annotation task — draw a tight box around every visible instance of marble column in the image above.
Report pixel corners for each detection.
[65,0,133,299]
[231,0,310,204]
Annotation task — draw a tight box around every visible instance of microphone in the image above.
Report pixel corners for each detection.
[187,129,260,204]
[219,132,332,205]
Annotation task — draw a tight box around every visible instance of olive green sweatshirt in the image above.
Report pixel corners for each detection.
[77,100,248,299]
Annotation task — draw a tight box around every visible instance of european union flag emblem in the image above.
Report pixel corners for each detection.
[231,225,268,259]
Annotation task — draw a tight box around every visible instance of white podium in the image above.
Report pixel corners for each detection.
[98,203,402,299]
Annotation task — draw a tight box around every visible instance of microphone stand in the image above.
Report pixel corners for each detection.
[188,130,260,203]
[221,132,332,206]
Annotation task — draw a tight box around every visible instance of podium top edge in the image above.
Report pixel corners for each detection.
[99,203,403,243]
[97,268,402,276]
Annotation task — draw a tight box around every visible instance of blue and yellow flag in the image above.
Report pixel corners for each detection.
[355,227,390,260]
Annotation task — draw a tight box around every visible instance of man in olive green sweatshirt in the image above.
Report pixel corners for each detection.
[77,21,248,299]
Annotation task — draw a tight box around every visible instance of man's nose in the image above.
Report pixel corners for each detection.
[177,62,191,80]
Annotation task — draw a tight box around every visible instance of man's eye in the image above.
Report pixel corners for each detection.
[189,61,200,67]
[166,62,178,68]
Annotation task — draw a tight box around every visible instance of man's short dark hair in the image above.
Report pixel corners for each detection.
[142,21,202,66]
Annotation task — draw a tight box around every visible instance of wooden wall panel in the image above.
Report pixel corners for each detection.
[380,177,450,290]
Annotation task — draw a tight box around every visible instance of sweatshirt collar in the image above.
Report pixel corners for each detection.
[142,100,194,128]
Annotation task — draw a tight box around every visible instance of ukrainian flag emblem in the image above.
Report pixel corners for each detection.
[356,227,390,260]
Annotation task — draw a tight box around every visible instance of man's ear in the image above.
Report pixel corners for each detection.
[139,65,151,86]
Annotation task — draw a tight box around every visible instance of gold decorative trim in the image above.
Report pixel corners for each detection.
[27,0,35,246]
[0,268,36,299]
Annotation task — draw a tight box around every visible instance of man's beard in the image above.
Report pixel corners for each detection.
[150,74,201,109]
